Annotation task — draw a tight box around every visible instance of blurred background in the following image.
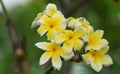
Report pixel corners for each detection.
[0,0,120,74]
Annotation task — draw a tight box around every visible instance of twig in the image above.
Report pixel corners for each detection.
[113,0,120,2]
[43,65,54,74]
[0,0,29,74]
[69,54,83,63]
[57,0,89,18]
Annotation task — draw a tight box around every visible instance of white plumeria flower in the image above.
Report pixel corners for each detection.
[31,3,66,40]
[82,45,113,72]
[55,27,85,53]
[83,27,108,51]
[35,42,74,70]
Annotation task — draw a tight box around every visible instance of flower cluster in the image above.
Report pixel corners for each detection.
[32,3,113,72]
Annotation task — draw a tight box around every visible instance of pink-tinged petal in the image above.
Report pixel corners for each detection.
[82,52,94,64]
[62,40,73,54]
[47,29,57,40]
[52,53,62,70]
[39,51,53,65]
[73,39,84,51]
[99,55,113,66]
[35,42,52,50]
[91,61,102,72]
[93,30,104,41]
[37,25,49,36]
[55,34,68,43]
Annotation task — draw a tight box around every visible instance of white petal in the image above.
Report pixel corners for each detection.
[52,53,62,70]
[91,62,102,72]
[31,13,44,28]
[39,51,52,65]
[73,39,84,51]
[55,34,68,43]
[82,53,93,64]
[93,30,104,41]
[45,3,57,17]
[35,42,51,50]
[63,51,74,60]
[62,41,73,54]
[101,55,113,66]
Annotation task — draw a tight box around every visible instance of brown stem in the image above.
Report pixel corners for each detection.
[0,0,29,74]
[69,54,83,63]
[43,65,54,74]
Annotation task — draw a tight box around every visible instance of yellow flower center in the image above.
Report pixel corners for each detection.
[69,36,73,40]
[53,48,56,52]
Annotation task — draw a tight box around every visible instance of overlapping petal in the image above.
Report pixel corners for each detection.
[63,40,73,54]
[73,39,83,51]
[35,42,52,50]
[45,3,57,17]
[40,51,53,65]
[52,53,62,70]
[55,34,68,43]
[82,45,113,72]
[37,25,49,36]
[91,61,102,72]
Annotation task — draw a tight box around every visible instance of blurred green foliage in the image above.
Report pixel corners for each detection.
[0,0,120,74]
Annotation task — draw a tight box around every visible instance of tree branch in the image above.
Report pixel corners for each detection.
[57,0,89,18]
[0,0,29,74]
[43,65,54,74]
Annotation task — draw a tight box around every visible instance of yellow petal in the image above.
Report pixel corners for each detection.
[35,42,52,50]
[99,55,113,66]
[52,53,62,70]
[31,13,44,28]
[93,30,104,41]
[74,27,85,38]
[37,25,49,36]
[88,43,101,51]
[40,51,53,65]
[47,29,57,40]
[87,27,94,41]
[39,15,51,24]
[88,39,108,51]
[73,39,84,51]
[55,34,68,43]
[82,34,88,42]
[98,39,108,48]
[45,3,57,17]
[82,52,93,64]
[63,40,73,54]
[66,17,76,28]
[91,60,102,72]
[97,45,109,55]
[54,24,66,33]
[52,13,65,25]
[58,48,74,60]
[85,45,91,51]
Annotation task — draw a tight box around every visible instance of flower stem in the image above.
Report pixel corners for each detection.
[43,65,54,74]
